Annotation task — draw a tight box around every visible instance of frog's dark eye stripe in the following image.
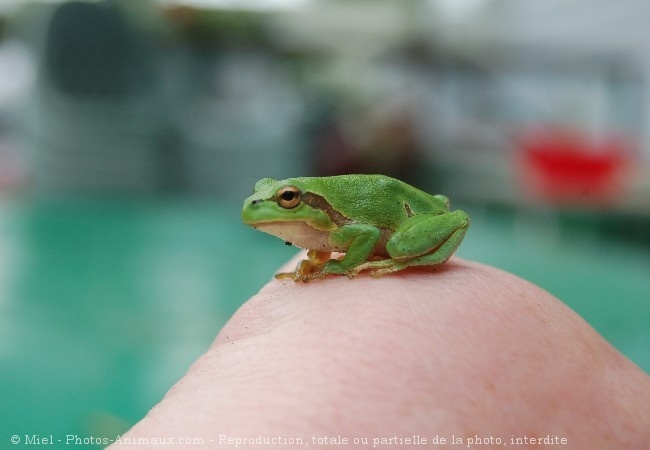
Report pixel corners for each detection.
[302,192,352,226]
[276,186,301,209]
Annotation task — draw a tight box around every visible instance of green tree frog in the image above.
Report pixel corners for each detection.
[242,175,470,282]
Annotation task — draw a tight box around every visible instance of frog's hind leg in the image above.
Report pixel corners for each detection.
[351,211,469,277]
[374,222,468,276]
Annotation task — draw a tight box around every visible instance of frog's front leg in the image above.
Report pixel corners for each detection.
[351,210,469,277]
[296,224,381,282]
[275,249,331,281]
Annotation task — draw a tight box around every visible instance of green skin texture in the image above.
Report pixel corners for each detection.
[242,175,470,281]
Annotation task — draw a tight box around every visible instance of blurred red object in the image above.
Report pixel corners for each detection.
[516,130,631,205]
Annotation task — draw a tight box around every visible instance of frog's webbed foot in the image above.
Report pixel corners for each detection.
[275,250,332,282]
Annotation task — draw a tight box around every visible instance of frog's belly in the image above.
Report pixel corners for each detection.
[254,222,346,253]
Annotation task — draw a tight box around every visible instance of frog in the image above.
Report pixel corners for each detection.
[242,174,470,282]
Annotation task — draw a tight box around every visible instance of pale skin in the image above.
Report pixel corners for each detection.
[112,256,650,449]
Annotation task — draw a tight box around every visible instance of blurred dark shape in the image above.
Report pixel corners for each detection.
[30,0,165,196]
[357,110,420,180]
[309,107,421,182]
[44,1,153,98]
[309,109,357,176]
[307,90,422,183]
[517,130,631,206]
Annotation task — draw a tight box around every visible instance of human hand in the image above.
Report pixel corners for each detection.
[112,256,650,449]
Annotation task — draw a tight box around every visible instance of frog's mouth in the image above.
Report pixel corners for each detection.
[254,221,345,253]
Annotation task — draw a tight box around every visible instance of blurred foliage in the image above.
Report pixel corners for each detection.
[164,6,271,49]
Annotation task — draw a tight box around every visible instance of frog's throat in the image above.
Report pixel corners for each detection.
[254,221,346,253]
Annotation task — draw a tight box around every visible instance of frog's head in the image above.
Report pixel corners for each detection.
[242,178,336,234]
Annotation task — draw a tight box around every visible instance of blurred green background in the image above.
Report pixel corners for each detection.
[0,0,648,447]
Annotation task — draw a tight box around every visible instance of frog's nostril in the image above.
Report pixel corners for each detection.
[251,199,262,205]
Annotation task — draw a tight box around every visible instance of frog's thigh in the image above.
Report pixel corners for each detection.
[386,210,469,261]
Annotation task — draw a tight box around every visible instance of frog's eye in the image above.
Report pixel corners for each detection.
[276,185,301,209]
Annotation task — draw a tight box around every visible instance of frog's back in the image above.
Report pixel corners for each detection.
[295,174,447,229]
